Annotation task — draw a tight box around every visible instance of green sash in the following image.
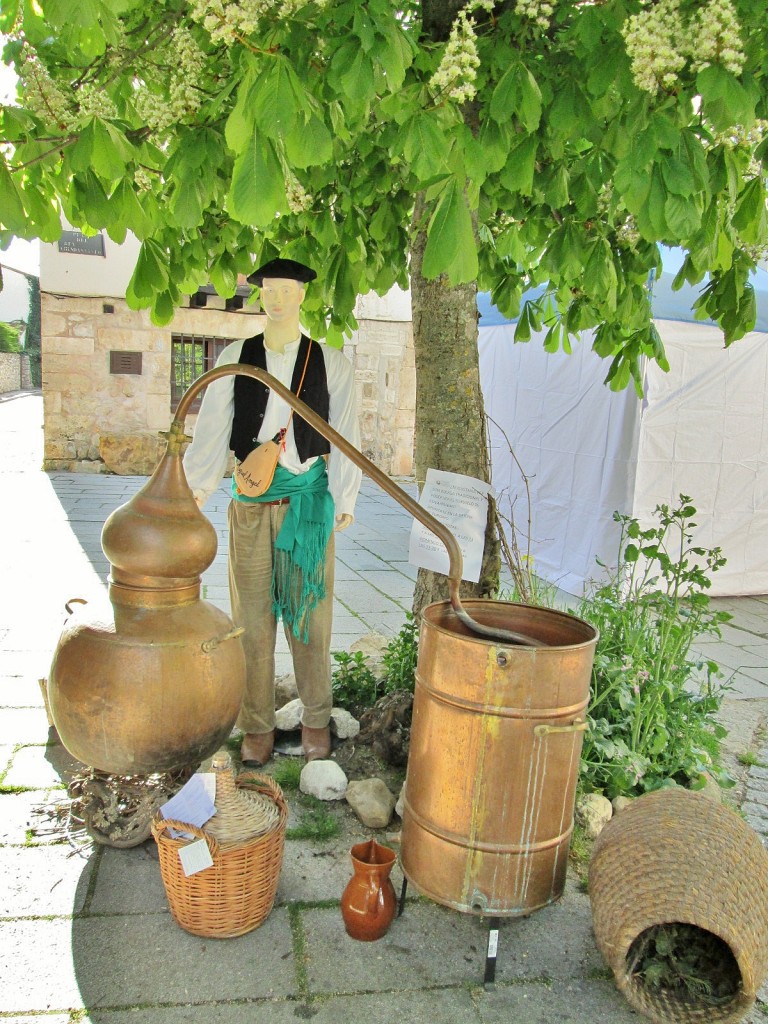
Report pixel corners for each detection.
[232,459,335,641]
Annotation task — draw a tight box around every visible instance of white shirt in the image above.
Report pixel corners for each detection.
[183,335,363,517]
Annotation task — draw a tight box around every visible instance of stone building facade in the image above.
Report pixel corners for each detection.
[40,234,415,477]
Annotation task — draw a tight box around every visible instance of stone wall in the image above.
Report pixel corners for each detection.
[20,354,33,390]
[0,352,22,393]
[351,318,415,476]
[41,294,415,477]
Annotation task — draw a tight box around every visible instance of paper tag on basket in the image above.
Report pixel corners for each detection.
[178,838,214,877]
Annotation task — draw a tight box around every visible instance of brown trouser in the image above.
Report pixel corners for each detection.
[228,499,335,735]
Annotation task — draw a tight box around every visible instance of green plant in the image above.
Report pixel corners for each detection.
[286,795,341,842]
[579,496,733,799]
[331,650,381,715]
[381,613,419,694]
[271,757,303,791]
[0,321,21,353]
[737,750,768,769]
[628,923,740,1004]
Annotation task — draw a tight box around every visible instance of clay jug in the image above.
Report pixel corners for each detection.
[341,838,397,941]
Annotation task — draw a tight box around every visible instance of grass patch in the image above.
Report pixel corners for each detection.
[272,758,303,791]
[737,749,768,769]
[286,795,341,842]
[288,904,310,999]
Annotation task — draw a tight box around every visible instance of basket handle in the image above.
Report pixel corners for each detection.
[236,772,288,813]
[152,816,220,857]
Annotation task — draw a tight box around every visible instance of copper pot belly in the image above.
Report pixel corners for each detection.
[401,600,598,917]
[49,596,244,775]
[48,426,246,777]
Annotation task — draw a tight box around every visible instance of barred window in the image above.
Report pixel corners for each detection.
[171,334,230,412]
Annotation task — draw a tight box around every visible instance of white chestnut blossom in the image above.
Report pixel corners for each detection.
[623,0,686,94]
[133,26,206,137]
[286,175,313,214]
[429,6,482,105]
[624,0,747,95]
[189,0,331,44]
[77,85,119,125]
[515,0,555,32]
[16,46,76,131]
[690,0,745,77]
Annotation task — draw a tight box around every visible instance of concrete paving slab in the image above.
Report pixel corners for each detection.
[476,978,642,1023]
[1,918,87,1013]
[302,900,554,995]
[3,742,71,789]
[0,844,94,917]
[69,909,298,1008]
[309,987,483,1024]
[711,597,768,638]
[354,576,416,608]
[88,844,168,915]
[356,611,413,636]
[70,1004,316,1024]
[0,789,70,845]
[0,676,48,707]
[492,883,611,983]
[0,1017,70,1024]
[0,706,54,745]
[336,550,403,573]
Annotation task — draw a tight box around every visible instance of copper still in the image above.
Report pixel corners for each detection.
[48,424,246,776]
[400,600,598,917]
[48,361,593,892]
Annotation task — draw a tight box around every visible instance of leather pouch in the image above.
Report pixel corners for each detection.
[233,435,282,497]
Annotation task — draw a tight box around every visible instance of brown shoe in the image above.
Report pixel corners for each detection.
[302,725,331,761]
[240,731,275,767]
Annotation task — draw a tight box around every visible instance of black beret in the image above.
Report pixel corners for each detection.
[247,258,317,286]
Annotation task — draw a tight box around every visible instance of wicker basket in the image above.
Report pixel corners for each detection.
[151,753,287,938]
[589,787,768,1024]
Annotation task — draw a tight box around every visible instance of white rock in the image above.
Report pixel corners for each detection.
[611,795,633,815]
[575,792,613,838]
[299,759,348,801]
[275,698,303,731]
[346,778,396,829]
[395,781,406,819]
[330,707,360,740]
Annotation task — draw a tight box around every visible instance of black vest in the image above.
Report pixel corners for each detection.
[229,333,331,463]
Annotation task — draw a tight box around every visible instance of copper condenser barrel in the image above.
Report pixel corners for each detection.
[400,600,598,917]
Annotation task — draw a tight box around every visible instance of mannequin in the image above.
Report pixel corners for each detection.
[183,258,362,766]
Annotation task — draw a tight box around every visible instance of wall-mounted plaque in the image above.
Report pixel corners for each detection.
[58,231,106,256]
[110,351,142,375]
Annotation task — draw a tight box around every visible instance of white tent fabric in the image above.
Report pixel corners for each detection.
[479,256,768,597]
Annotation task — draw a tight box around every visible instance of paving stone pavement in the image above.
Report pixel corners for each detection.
[1,390,768,1024]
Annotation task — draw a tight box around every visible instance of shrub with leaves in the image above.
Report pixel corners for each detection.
[331,650,381,717]
[579,496,733,798]
[381,613,419,695]
[331,614,420,719]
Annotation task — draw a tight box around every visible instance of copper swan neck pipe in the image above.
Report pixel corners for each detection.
[173,363,540,647]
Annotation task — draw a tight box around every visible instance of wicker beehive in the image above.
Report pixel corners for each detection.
[589,787,768,1024]
[151,751,287,938]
